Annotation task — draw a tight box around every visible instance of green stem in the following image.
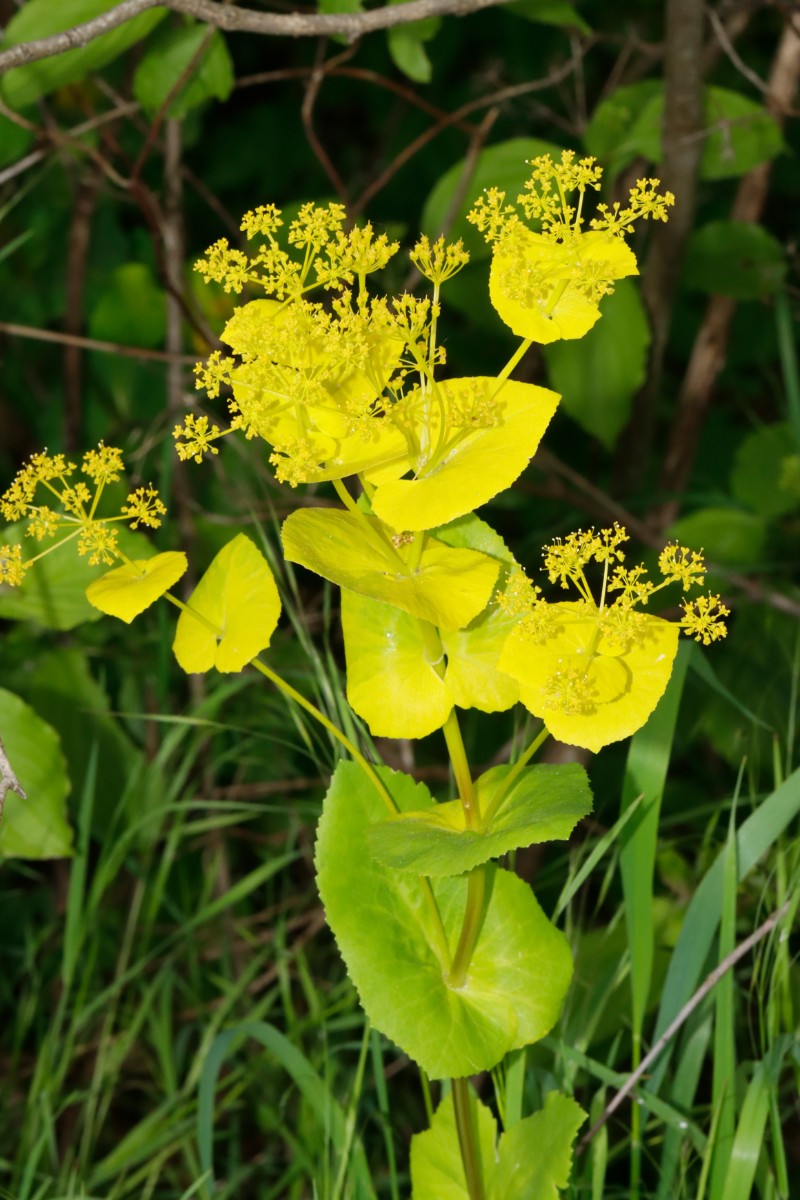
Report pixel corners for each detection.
[452,1078,486,1200]
[482,725,549,827]
[442,709,479,828]
[447,867,486,989]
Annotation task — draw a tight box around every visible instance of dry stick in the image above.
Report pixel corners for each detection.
[577,898,792,1153]
[0,0,514,73]
[654,16,800,530]
[617,0,707,494]
[0,321,196,363]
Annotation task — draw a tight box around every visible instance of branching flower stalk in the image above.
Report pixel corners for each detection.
[1,153,728,1200]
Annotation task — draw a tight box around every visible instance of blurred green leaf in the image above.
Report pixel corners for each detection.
[0,687,73,859]
[684,221,786,301]
[730,423,800,518]
[543,278,650,448]
[88,263,167,348]
[0,524,152,630]
[387,12,441,84]
[507,0,591,35]
[0,0,165,110]
[585,84,783,181]
[666,507,766,570]
[133,22,234,120]
[0,113,34,168]
[421,136,563,260]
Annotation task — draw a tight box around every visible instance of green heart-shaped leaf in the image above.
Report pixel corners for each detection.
[173,534,281,673]
[0,688,72,860]
[316,763,573,1078]
[368,763,592,875]
[283,509,498,631]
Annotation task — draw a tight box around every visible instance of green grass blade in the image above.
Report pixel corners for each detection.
[196,1021,376,1200]
[719,1063,770,1200]
[647,764,800,1094]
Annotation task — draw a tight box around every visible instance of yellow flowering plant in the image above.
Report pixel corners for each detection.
[0,153,727,1200]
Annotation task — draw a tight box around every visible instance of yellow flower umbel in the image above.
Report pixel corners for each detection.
[0,443,167,586]
[498,526,728,752]
[467,151,674,344]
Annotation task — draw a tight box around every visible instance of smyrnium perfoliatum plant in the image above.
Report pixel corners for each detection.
[1,153,729,1200]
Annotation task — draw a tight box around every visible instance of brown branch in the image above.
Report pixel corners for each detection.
[0,320,196,362]
[300,40,354,208]
[0,0,515,73]
[577,899,792,1152]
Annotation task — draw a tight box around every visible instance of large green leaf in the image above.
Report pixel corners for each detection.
[368,763,592,875]
[410,1089,586,1199]
[683,221,786,300]
[133,22,234,119]
[371,378,560,531]
[543,278,649,448]
[0,524,150,631]
[316,763,573,1078]
[730,423,800,518]
[421,137,563,260]
[0,0,165,109]
[585,84,783,181]
[88,264,167,349]
[387,0,440,85]
[666,507,766,570]
[282,509,499,631]
[172,534,281,674]
[0,688,72,859]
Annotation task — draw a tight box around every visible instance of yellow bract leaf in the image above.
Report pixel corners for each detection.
[172,534,281,674]
[499,601,679,751]
[490,228,638,344]
[86,552,188,624]
[342,590,452,739]
[371,378,559,531]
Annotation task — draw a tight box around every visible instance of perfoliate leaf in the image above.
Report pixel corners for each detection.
[493,1091,586,1199]
[0,688,72,860]
[410,1087,585,1199]
[86,551,188,624]
[543,278,650,449]
[410,1088,496,1199]
[371,378,560,531]
[172,534,281,674]
[342,590,453,739]
[282,509,499,631]
[499,601,679,753]
[341,515,518,739]
[489,230,638,344]
[316,763,573,1078]
[368,762,593,875]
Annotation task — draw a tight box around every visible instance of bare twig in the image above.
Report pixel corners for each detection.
[0,320,196,362]
[300,40,355,208]
[707,4,769,95]
[0,0,515,73]
[577,899,792,1152]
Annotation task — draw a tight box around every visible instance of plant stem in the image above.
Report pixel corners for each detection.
[452,1078,486,1200]
[442,709,479,828]
[447,867,486,988]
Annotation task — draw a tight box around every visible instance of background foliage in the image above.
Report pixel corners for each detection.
[0,1,798,1197]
